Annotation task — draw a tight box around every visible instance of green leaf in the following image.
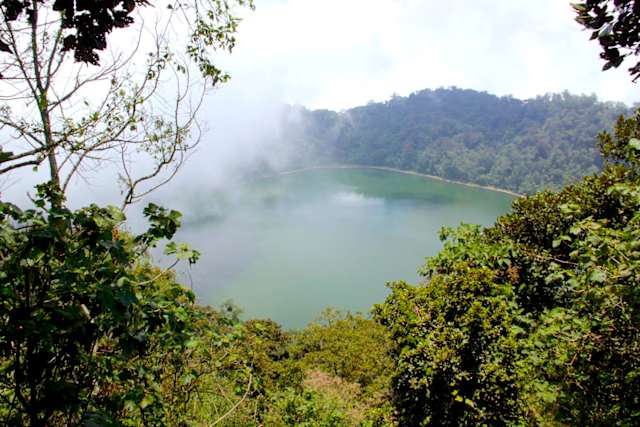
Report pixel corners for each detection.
[629,138,640,150]
[124,400,136,412]
[590,268,607,283]
[140,394,155,409]
[181,373,196,386]
[0,150,14,162]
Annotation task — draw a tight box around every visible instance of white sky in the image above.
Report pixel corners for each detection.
[213,0,640,110]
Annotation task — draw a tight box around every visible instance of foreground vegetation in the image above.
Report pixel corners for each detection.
[375,112,640,425]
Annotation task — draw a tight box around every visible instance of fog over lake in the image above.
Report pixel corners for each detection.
[170,168,514,328]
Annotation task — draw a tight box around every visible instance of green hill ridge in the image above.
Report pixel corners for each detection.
[279,88,629,194]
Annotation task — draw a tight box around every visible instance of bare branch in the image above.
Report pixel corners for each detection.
[0,0,249,207]
[0,158,41,175]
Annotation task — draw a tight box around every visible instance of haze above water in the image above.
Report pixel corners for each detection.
[172,168,514,329]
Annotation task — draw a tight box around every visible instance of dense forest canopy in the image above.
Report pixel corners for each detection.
[279,88,630,194]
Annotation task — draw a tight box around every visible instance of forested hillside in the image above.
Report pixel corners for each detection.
[281,88,629,193]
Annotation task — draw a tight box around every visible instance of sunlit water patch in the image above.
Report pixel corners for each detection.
[169,168,514,328]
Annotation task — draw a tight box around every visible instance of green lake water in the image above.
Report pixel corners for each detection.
[174,168,515,329]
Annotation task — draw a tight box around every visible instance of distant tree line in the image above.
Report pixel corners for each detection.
[280,88,630,194]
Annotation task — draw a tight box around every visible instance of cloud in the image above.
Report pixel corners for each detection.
[216,0,639,110]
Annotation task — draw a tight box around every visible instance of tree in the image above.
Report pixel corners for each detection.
[278,88,627,194]
[292,309,393,393]
[372,6,640,418]
[0,0,252,206]
[0,184,203,425]
[0,1,255,425]
[573,0,640,80]
[374,108,640,425]
[374,226,525,426]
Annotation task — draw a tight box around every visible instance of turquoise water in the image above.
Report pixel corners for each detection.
[174,168,514,329]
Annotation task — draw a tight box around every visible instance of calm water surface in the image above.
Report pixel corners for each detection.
[173,168,514,328]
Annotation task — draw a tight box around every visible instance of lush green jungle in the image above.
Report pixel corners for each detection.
[278,88,630,194]
[1,0,640,426]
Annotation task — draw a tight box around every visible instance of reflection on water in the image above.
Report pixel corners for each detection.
[171,168,515,329]
[331,190,384,207]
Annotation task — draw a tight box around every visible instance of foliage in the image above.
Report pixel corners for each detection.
[374,228,525,426]
[163,309,396,426]
[0,184,204,425]
[1,0,150,65]
[209,317,303,425]
[0,1,262,424]
[289,310,395,425]
[263,387,353,427]
[278,88,628,194]
[4,2,640,426]
[374,110,640,425]
[158,305,258,426]
[261,369,390,427]
[0,0,253,77]
[292,309,393,393]
[521,213,640,423]
[573,0,640,80]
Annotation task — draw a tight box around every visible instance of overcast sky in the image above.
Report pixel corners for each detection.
[211,0,639,110]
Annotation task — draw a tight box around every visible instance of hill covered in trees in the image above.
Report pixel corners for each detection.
[280,88,630,194]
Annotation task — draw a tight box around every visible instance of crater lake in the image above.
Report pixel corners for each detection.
[170,167,515,328]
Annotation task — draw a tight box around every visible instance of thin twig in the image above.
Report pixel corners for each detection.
[210,374,253,426]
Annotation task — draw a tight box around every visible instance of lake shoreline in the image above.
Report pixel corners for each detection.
[272,164,523,198]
